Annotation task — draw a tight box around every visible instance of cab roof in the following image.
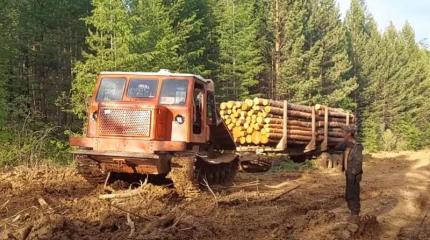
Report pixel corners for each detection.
[99,69,211,84]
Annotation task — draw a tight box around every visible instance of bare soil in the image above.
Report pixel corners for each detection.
[1,150,429,240]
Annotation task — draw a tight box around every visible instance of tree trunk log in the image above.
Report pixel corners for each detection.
[316,121,346,128]
[287,129,312,136]
[252,131,262,145]
[264,118,283,124]
[254,98,313,112]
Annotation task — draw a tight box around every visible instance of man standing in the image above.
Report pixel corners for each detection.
[336,125,363,222]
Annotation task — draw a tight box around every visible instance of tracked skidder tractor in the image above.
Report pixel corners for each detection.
[70,70,239,196]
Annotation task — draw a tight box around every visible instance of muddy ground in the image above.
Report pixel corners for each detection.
[0,150,429,240]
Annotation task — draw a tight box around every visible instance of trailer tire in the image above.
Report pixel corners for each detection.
[317,152,330,168]
[331,153,343,171]
[327,157,333,168]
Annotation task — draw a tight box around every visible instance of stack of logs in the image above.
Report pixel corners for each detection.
[219,98,355,149]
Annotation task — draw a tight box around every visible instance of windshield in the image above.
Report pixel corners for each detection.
[96,77,126,102]
[159,80,188,105]
[127,79,158,98]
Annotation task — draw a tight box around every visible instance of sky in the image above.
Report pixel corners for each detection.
[337,0,430,43]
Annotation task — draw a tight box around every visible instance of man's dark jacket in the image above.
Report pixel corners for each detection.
[337,141,363,176]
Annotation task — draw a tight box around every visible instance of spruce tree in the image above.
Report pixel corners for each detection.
[253,0,273,96]
[72,0,203,117]
[276,0,309,102]
[345,0,382,146]
[392,23,429,149]
[362,22,430,150]
[72,0,133,118]
[174,0,218,76]
[130,0,197,72]
[359,28,384,151]
[214,0,265,100]
[304,0,357,108]
[345,0,375,108]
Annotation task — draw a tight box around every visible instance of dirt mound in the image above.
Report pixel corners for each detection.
[1,150,430,239]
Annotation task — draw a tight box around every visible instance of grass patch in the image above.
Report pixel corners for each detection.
[270,159,317,172]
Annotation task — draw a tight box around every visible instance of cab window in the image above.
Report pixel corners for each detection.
[159,80,188,105]
[96,77,126,102]
[127,79,158,98]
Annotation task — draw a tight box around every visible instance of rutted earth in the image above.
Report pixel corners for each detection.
[0,150,429,240]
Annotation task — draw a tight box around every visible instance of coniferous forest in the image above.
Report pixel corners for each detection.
[0,0,429,165]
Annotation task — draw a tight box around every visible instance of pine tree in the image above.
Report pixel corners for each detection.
[214,0,266,100]
[0,0,90,125]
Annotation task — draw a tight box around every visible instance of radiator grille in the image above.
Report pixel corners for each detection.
[98,108,151,136]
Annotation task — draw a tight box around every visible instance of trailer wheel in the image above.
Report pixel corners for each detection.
[317,152,330,168]
[331,153,343,171]
[327,156,333,168]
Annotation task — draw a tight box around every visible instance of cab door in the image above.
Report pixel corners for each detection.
[190,81,207,143]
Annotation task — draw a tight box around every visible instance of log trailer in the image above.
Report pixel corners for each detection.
[219,99,355,170]
[70,70,354,194]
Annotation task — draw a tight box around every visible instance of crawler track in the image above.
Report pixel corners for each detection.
[169,154,239,198]
[195,156,239,186]
[75,155,107,185]
[75,153,239,198]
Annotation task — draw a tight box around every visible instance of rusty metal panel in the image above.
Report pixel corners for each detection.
[71,149,160,159]
[98,108,151,137]
[69,136,187,153]
[101,162,159,174]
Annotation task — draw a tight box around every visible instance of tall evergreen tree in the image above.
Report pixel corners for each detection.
[276,0,309,102]
[130,0,198,71]
[72,0,204,117]
[253,0,273,96]
[345,0,382,147]
[358,23,384,151]
[214,0,266,100]
[303,0,357,107]
[361,22,430,150]
[0,0,90,125]
[0,0,17,126]
[174,0,218,76]
[72,0,133,118]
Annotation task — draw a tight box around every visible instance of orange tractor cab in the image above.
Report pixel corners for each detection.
[70,70,238,194]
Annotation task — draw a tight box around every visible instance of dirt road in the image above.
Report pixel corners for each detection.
[1,150,429,239]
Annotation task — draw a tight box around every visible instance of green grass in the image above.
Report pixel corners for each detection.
[270,159,317,172]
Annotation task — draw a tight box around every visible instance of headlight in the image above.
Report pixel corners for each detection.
[92,111,98,121]
[175,114,184,124]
